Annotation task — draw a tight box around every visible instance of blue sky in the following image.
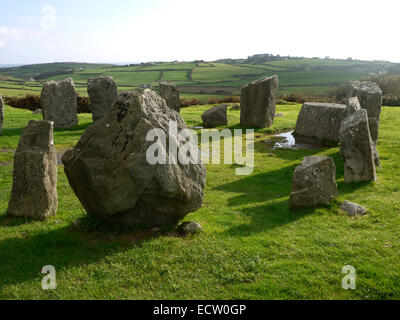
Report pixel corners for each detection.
[1,0,399,64]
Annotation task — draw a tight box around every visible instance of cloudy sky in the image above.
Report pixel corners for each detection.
[0,0,399,64]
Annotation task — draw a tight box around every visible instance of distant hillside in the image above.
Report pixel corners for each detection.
[0,62,116,80]
[1,57,400,99]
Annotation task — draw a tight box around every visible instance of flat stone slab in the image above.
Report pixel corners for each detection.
[294,102,347,143]
[340,201,368,217]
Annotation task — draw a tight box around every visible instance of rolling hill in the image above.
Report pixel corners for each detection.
[1,56,399,100]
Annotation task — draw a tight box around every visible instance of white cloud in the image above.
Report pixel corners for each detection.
[42,5,56,30]
[0,26,24,48]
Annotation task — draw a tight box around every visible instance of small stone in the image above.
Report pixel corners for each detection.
[33,108,42,114]
[177,221,203,236]
[230,104,240,110]
[275,113,284,117]
[201,104,228,128]
[290,156,338,210]
[159,82,180,113]
[340,201,368,217]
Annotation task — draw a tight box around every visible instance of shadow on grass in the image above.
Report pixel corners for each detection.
[0,213,178,289]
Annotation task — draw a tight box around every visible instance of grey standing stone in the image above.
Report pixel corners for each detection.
[62,89,206,228]
[340,201,368,217]
[159,82,181,113]
[290,156,338,210]
[240,75,278,128]
[339,109,377,183]
[201,104,228,128]
[294,102,347,143]
[0,95,4,134]
[41,78,78,128]
[346,97,361,115]
[8,120,58,219]
[87,76,118,122]
[347,81,382,143]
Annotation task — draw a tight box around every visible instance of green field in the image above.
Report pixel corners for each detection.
[1,57,399,100]
[0,101,400,299]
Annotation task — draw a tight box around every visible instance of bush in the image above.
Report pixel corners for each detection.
[3,95,41,111]
[77,96,90,113]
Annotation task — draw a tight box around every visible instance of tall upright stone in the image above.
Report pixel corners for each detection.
[41,78,78,128]
[347,81,382,143]
[294,102,347,143]
[0,95,4,134]
[159,82,181,113]
[87,76,118,122]
[62,89,206,228]
[290,156,338,210]
[8,120,58,219]
[240,75,278,128]
[339,109,377,183]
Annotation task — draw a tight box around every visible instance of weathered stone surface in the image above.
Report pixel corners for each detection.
[240,75,278,128]
[231,104,240,110]
[87,76,118,122]
[177,221,203,236]
[339,109,377,183]
[294,102,347,142]
[159,82,180,113]
[0,95,4,133]
[347,81,382,143]
[340,201,368,217]
[347,97,361,115]
[41,78,78,128]
[62,89,206,228]
[201,104,228,128]
[7,120,58,219]
[33,108,42,114]
[290,156,338,210]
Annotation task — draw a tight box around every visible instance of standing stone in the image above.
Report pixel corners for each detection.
[7,120,58,219]
[294,102,347,143]
[62,89,206,228]
[339,109,377,183]
[240,75,278,128]
[41,78,78,128]
[346,97,361,115]
[347,81,382,143]
[201,104,228,128]
[0,95,4,134]
[290,156,338,210]
[159,82,181,113]
[87,76,118,122]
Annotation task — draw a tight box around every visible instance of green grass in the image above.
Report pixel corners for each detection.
[1,102,400,299]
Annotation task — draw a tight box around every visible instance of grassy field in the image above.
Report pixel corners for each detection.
[0,101,400,299]
[1,57,398,100]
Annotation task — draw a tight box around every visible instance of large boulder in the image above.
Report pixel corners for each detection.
[7,120,58,219]
[290,156,338,210]
[62,89,206,228]
[240,75,278,128]
[0,95,3,133]
[87,76,118,122]
[347,81,382,143]
[294,102,347,143]
[201,104,228,128]
[159,82,180,113]
[41,78,78,128]
[339,109,377,183]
